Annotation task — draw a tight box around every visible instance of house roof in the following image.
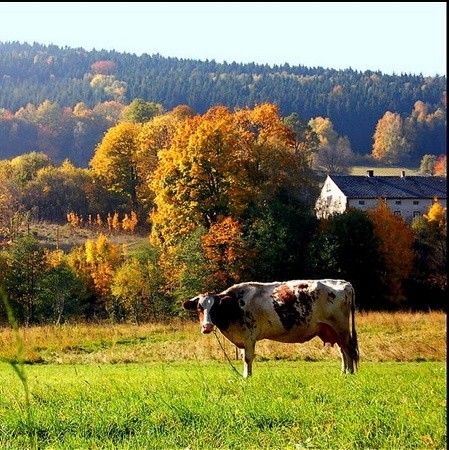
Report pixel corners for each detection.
[329,175,447,199]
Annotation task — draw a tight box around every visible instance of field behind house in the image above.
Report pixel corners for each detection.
[350,165,420,176]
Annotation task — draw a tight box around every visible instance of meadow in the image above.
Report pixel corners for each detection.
[0,311,446,449]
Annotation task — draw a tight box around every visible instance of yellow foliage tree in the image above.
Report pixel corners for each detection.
[424,201,446,227]
[81,233,123,312]
[371,111,411,164]
[136,110,189,214]
[89,121,142,211]
[150,103,299,250]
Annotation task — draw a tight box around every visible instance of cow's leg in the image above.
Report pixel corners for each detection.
[242,341,255,378]
[338,331,354,374]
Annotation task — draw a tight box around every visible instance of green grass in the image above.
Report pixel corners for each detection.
[0,361,445,449]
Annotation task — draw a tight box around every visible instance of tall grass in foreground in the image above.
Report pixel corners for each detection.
[0,288,37,449]
[0,361,445,449]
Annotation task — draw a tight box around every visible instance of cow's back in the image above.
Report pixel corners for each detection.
[222,279,353,344]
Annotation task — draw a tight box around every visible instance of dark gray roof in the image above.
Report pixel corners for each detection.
[329,175,447,199]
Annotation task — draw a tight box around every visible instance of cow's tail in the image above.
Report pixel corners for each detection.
[350,285,360,372]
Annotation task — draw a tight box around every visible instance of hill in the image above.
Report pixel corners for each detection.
[0,41,446,166]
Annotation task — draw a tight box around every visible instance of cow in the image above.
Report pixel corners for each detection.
[183,279,359,377]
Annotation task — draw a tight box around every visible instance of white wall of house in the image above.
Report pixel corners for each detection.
[315,177,347,218]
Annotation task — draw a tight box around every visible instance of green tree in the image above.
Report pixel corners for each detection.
[307,208,384,310]
[410,203,447,309]
[37,251,86,324]
[121,99,165,123]
[23,160,92,222]
[3,235,47,325]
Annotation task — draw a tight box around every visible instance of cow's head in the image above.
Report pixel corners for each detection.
[183,292,217,334]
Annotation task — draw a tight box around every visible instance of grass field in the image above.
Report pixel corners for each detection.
[350,165,420,176]
[0,311,446,449]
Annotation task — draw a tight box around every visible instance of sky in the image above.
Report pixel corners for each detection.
[0,2,446,76]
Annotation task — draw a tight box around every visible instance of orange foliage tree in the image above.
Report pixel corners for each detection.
[201,216,250,289]
[367,201,415,302]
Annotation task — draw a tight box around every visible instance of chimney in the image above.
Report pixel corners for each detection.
[401,170,406,178]
[367,170,374,177]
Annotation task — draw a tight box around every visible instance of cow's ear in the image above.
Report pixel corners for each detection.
[218,294,234,304]
[182,299,198,311]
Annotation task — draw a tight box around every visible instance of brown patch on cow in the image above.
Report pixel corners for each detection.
[298,283,309,289]
[272,284,314,331]
[317,322,340,347]
[273,284,296,304]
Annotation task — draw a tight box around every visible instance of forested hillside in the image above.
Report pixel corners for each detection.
[0,41,446,167]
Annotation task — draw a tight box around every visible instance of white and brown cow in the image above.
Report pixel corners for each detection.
[183,279,359,377]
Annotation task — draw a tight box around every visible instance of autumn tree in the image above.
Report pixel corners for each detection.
[371,111,411,164]
[135,110,189,215]
[150,103,307,250]
[0,160,26,240]
[90,74,127,102]
[37,249,85,324]
[308,116,354,174]
[89,121,142,213]
[9,151,53,186]
[111,257,149,324]
[91,60,117,75]
[67,233,123,319]
[23,160,93,222]
[419,154,437,174]
[367,201,415,303]
[201,216,249,290]
[434,155,446,175]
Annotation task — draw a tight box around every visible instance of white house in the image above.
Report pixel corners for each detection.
[315,170,447,223]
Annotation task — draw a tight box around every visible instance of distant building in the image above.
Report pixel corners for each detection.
[315,170,447,223]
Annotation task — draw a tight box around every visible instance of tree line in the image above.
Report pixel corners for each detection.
[0,41,446,167]
[0,104,446,325]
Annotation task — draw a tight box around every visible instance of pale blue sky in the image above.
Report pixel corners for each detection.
[0,2,446,76]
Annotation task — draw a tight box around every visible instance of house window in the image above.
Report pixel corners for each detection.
[413,200,419,205]
[413,211,421,218]
[358,200,365,205]
[394,211,402,216]
[395,200,401,205]
[326,183,331,192]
